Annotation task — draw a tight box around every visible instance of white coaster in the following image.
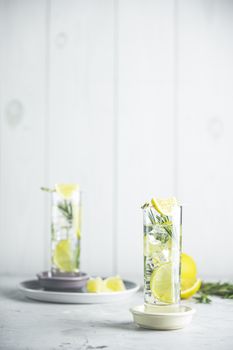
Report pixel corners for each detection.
[130,304,196,330]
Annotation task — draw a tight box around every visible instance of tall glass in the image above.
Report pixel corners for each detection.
[143,205,182,307]
[51,189,81,274]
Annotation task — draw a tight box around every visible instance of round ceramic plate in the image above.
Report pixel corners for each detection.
[19,279,140,304]
[130,304,196,330]
[37,271,89,291]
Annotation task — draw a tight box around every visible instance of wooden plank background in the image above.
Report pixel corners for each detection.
[0,0,233,280]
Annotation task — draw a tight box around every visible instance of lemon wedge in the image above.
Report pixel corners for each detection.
[151,197,178,216]
[181,279,202,299]
[86,277,108,293]
[104,275,126,292]
[86,276,125,293]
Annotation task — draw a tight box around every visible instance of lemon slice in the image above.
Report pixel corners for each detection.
[104,276,126,292]
[151,197,178,216]
[55,183,79,199]
[181,279,202,299]
[53,239,74,272]
[150,263,174,303]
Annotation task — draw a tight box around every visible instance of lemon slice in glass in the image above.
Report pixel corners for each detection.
[151,197,178,216]
[53,239,74,272]
[150,263,174,303]
[55,183,79,199]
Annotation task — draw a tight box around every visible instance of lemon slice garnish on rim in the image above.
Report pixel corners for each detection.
[151,197,178,216]
[55,183,79,199]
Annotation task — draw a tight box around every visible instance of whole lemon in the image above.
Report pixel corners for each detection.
[181,252,197,290]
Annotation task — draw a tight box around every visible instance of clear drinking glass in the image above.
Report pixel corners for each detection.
[143,205,182,307]
[51,189,81,274]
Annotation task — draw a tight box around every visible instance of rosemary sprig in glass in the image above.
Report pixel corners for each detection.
[57,200,73,223]
[41,186,73,223]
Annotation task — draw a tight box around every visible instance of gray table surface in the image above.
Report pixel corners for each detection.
[0,276,233,350]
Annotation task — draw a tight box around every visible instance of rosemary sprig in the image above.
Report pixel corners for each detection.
[200,282,233,299]
[57,200,73,223]
[155,214,172,238]
[40,186,55,193]
[193,293,212,304]
[194,282,233,303]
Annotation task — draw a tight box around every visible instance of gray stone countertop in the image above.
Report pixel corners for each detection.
[0,276,233,350]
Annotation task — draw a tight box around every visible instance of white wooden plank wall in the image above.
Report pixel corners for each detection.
[48,0,115,276]
[117,0,175,281]
[0,0,233,279]
[177,0,233,280]
[0,0,47,274]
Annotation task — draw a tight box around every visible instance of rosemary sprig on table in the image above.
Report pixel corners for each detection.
[194,282,233,304]
[193,293,212,304]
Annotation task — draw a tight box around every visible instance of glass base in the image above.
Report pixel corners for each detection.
[144,302,180,313]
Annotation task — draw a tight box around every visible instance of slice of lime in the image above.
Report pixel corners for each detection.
[55,183,79,199]
[53,239,74,272]
[150,263,174,303]
[151,197,178,216]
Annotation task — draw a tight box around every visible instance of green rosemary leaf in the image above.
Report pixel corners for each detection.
[194,282,233,304]
[57,200,73,223]
[141,202,150,209]
[194,293,212,304]
[41,186,55,193]
[200,282,233,299]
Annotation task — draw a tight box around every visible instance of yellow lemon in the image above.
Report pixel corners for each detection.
[151,197,178,216]
[181,279,202,299]
[55,183,79,199]
[86,277,105,293]
[181,252,201,299]
[104,276,126,292]
[181,252,197,290]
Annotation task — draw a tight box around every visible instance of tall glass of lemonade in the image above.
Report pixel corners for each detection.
[50,184,81,275]
[142,197,182,307]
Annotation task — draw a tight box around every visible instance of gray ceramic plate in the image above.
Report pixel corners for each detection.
[19,279,140,304]
[37,271,89,291]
